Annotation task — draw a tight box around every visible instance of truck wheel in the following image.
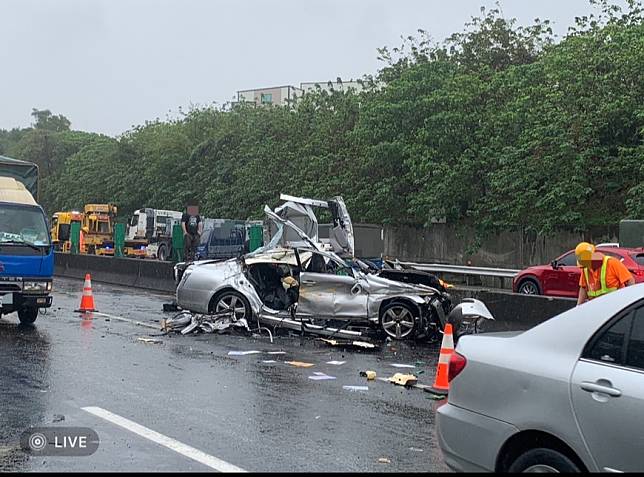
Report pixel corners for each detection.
[18,307,39,325]
[158,244,168,261]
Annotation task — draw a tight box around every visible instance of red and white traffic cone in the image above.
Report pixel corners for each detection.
[429,323,455,396]
[75,273,97,313]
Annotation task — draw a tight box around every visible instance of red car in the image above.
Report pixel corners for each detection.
[513,246,644,298]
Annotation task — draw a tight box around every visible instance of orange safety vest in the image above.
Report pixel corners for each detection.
[583,255,618,299]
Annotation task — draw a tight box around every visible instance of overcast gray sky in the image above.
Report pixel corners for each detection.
[0,0,610,136]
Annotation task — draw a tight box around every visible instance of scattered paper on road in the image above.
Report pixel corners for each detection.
[308,372,336,381]
[326,361,346,365]
[261,360,278,364]
[266,351,286,355]
[390,364,416,368]
[228,350,261,356]
[285,361,315,368]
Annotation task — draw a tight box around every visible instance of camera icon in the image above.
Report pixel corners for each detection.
[28,432,47,451]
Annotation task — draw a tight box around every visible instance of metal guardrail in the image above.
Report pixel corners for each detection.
[399,261,520,278]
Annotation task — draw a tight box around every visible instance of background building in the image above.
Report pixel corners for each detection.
[236,85,303,107]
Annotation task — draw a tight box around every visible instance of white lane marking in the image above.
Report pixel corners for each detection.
[82,406,246,473]
[93,312,159,330]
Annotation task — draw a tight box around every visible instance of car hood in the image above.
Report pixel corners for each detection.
[518,264,553,275]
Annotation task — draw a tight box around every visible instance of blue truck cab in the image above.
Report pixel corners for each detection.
[0,176,53,324]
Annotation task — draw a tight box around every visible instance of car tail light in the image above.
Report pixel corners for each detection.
[630,268,644,278]
[448,352,467,382]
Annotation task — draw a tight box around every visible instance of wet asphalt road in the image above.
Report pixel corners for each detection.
[0,277,449,472]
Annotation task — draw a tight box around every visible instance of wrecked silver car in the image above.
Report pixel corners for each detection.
[175,196,493,342]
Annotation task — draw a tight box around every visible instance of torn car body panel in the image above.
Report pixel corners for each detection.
[272,194,355,257]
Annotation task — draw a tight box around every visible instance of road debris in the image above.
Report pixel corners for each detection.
[378,457,391,464]
[228,350,261,356]
[285,361,315,368]
[343,385,368,392]
[390,363,416,368]
[308,372,336,381]
[326,361,346,365]
[137,337,163,344]
[262,360,278,364]
[162,302,181,312]
[161,310,251,335]
[319,338,378,349]
[388,373,418,387]
[359,370,377,380]
[425,392,446,400]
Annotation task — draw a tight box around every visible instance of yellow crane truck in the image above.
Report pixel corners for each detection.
[82,203,118,255]
[51,210,84,252]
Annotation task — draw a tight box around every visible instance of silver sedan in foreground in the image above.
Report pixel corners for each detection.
[437,283,644,473]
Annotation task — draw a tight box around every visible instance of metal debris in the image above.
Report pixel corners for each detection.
[137,337,163,344]
[161,310,250,335]
[319,338,378,349]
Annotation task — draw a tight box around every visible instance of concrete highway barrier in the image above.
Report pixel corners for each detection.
[449,288,576,332]
[54,252,176,293]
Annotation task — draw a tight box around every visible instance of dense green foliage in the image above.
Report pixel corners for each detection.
[1,1,642,234]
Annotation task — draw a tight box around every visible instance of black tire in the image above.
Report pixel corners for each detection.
[518,278,541,295]
[210,290,251,322]
[18,307,39,325]
[508,448,581,473]
[158,244,168,262]
[379,300,417,340]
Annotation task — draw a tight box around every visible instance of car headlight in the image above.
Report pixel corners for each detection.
[23,281,52,292]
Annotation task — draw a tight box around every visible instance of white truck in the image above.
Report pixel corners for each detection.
[126,208,183,261]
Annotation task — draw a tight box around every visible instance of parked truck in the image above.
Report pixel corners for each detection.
[126,208,183,261]
[51,210,84,252]
[82,203,118,255]
[0,158,53,325]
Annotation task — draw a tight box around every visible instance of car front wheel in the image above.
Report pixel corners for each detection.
[518,279,541,295]
[380,301,417,340]
[508,448,581,473]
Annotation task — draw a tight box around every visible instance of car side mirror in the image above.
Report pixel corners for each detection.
[550,260,559,269]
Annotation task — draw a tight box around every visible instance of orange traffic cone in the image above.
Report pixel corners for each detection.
[75,273,97,313]
[429,323,454,396]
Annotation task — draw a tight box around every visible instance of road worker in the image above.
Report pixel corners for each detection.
[576,242,634,305]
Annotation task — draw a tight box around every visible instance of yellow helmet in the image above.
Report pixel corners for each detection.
[575,242,595,267]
